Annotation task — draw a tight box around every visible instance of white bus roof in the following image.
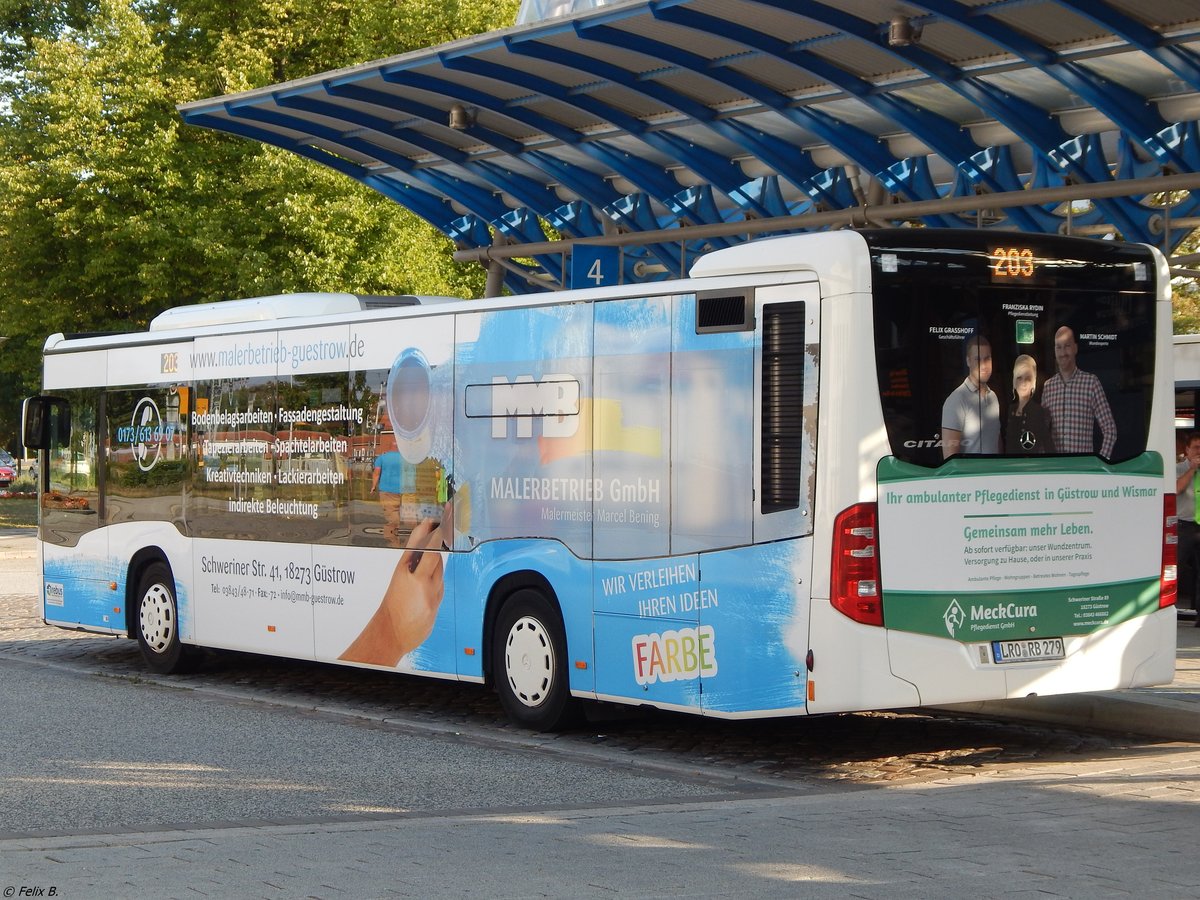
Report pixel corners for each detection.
[50,231,880,354]
[146,293,458,332]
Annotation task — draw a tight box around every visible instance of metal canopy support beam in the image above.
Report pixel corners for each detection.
[377,68,690,272]
[753,0,1155,241]
[179,110,460,232]
[651,4,1063,234]
[1050,0,1200,92]
[436,51,738,243]
[453,171,1200,265]
[513,28,844,212]
[911,0,1183,172]
[502,35,805,220]
[272,89,591,284]
[220,102,514,228]
[274,92,559,220]
[573,20,914,200]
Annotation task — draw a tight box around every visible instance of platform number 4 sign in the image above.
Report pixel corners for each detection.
[570,245,620,289]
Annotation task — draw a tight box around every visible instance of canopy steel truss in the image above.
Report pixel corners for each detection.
[180,0,1200,294]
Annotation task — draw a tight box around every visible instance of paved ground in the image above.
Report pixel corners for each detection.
[2,528,1199,898]
[2,772,1199,899]
[0,720,1197,899]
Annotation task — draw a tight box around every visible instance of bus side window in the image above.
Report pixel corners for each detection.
[40,389,102,547]
[671,312,754,553]
[105,388,188,530]
[22,395,70,451]
[593,296,672,560]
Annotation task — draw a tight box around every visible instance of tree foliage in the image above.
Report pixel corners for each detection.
[0,0,517,449]
[1172,230,1200,334]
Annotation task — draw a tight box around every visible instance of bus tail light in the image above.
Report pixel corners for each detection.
[1162,493,1177,609]
[832,502,884,626]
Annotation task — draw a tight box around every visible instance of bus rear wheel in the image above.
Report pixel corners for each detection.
[135,562,196,674]
[493,590,578,731]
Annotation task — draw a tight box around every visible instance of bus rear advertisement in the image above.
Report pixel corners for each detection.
[24,229,1177,729]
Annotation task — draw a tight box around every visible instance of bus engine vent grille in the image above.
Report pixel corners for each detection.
[762,302,804,513]
[696,291,754,333]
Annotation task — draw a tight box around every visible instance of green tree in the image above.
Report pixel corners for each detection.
[1172,229,1200,334]
[0,0,517,450]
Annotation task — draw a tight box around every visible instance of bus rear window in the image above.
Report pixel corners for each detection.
[869,234,1156,467]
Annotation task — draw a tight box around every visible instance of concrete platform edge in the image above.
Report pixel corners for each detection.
[936,692,1200,742]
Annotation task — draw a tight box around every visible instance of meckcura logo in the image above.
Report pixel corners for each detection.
[115,397,176,472]
[945,598,1039,637]
[943,599,965,637]
[971,602,1038,621]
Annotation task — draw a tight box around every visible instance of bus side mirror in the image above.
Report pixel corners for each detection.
[22,396,68,450]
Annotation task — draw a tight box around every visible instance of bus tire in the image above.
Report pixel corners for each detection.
[135,562,196,674]
[493,589,578,731]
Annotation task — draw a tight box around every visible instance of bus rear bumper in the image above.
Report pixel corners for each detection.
[887,608,1177,706]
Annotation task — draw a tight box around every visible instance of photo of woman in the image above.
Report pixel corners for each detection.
[1006,354,1056,454]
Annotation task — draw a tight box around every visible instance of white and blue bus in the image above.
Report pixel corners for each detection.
[23,229,1177,729]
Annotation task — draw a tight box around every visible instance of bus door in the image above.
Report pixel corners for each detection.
[593,555,701,710]
[35,353,111,630]
[696,285,820,716]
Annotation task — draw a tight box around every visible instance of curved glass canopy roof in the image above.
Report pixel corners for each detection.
[179,0,1200,293]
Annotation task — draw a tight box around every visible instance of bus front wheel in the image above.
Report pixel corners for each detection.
[135,562,196,674]
[493,590,578,731]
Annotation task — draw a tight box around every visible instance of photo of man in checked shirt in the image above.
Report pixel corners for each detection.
[1042,325,1117,458]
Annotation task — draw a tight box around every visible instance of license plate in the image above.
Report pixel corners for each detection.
[991,637,1065,664]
